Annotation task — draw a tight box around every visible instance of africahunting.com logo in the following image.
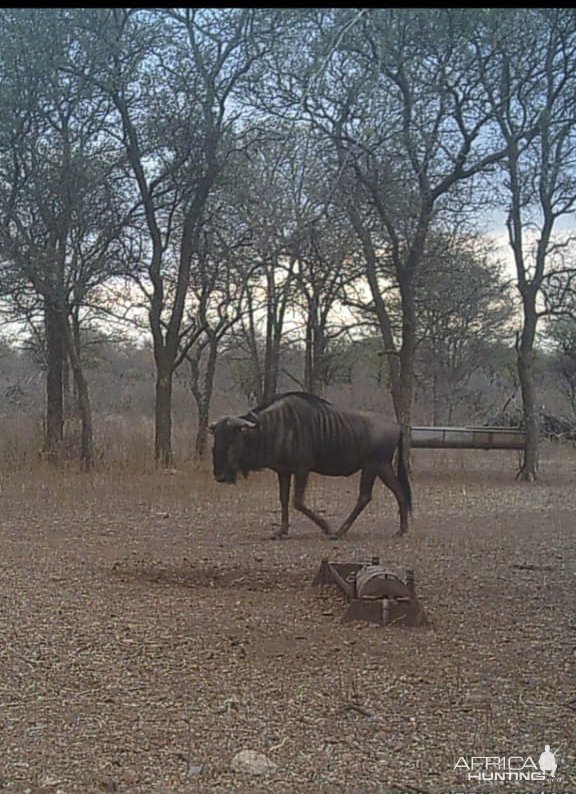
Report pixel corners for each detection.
[454,743,564,783]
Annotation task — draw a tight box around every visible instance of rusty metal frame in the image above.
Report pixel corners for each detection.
[312,558,427,627]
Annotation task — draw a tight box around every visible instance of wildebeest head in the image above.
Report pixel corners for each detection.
[210,415,258,484]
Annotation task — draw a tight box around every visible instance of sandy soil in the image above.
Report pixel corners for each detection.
[0,443,574,793]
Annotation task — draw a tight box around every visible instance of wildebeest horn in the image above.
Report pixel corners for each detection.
[209,415,258,433]
[231,416,257,429]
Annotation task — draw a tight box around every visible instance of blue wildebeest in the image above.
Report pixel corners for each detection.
[210,392,412,539]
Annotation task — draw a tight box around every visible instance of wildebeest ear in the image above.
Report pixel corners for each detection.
[208,422,217,434]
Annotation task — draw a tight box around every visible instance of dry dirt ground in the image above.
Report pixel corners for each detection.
[0,444,574,793]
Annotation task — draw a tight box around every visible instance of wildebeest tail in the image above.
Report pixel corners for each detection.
[397,429,412,512]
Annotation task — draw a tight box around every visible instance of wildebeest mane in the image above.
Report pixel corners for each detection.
[246,391,331,417]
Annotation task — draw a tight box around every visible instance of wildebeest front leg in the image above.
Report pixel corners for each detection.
[293,471,334,537]
[271,471,291,540]
[335,466,378,538]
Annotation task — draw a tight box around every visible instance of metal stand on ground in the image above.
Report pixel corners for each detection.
[312,557,427,627]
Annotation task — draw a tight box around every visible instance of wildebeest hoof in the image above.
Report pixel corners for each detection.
[270,532,288,540]
[394,529,407,537]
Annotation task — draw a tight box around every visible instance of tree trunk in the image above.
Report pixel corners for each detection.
[517,296,539,480]
[155,362,173,468]
[347,205,401,395]
[304,311,321,394]
[44,303,64,460]
[60,312,94,469]
[304,297,329,396]
[391,294,418,472]
[70,309,82,417]
[193,336,218,459]
[262,268,279,404]
[195,405,209,459]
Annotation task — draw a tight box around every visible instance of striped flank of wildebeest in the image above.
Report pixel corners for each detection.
[210,392,412,539]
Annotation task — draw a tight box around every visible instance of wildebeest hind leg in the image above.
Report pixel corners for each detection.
[271,471,291,540]
[335,466,377,538]
[378,462,409,535]
[293,471,333,536]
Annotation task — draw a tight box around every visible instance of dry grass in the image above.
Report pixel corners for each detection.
[0,443,574,792]
[0,414,198,474]
[0,415,45,470]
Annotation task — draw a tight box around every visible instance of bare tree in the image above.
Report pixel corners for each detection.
[288,9,514,460]
[181,224,249,458]
[0,9,132,467]
[478,7,576,478]
[414,237,512,424]
[277,130,357,395]
[226,127,305,404]
[292,216,355,395]
[81,8,269,466]
[546,318,576,419]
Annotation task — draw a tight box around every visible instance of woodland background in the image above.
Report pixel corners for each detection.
[1,8,576,473]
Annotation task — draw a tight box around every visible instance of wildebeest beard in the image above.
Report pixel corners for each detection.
[225,468,252,483]
[238,443,262,479]
[220,439,258,484]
